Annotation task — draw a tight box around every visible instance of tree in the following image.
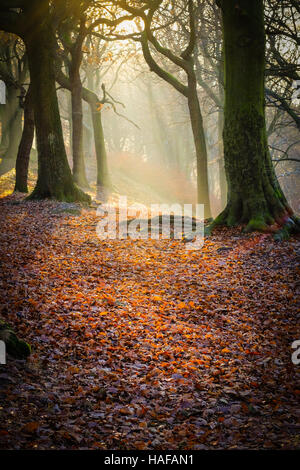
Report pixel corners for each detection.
[56,64,111,188]
[116,0,212,217]
[55,3,136,189]
[58,18,90,189]
[0,0,90,202]
[174,0,227,208]
[194,0,227,208]
[0,34,26,175]
[214,0,298,235]
[14,85,34,193]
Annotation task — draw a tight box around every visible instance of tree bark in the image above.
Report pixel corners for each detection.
[187,74,211,218]
[84,66,109,187]
[0,86,22,175]
[89,97,110,187]
[14,86,34,193]
[56,68,110,188]
[85,71,110,188]
[71,76,89,188]
[217,105,227,209]
[0,104,9,152]
[215,0,294,232]
[217,54,227,209]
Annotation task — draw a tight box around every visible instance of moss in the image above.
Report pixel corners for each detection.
[265,214,275,225]
[204,225,213,237]
[245,217,268,233]
[212,0,294,234]
[73,172,90,190]
[73,186,91,204]
[0,321,31,359]
[212,0,295,233]
[226,214,239,227]
[212,209,229,227]
[27,182,91,204]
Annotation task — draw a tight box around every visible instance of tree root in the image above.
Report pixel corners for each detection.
[73,173,91,191]
[273,215,300,241]
[27,183,91,204]
[206,207,300,241]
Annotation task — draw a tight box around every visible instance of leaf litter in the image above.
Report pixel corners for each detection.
[0,194,299,450]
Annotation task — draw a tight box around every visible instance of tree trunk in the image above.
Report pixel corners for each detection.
[56,68,110,189]
[217,55,227,209]
[217,106,227,209]
[83,121,93,158]
[14,86,34,193]
[215,0,294,232]
[187,75,211,218]
[0,85,18,146]
[71,77,89,188]
[23,19,90,203]
[90,99,110,187]
[0,102,10,151]
[86,70,110,188]
[0,86,22,175]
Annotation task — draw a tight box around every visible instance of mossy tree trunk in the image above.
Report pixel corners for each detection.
[215,0,294,232]
[0,320,31,359]
[14,86,34,193]
[23,4,90,203]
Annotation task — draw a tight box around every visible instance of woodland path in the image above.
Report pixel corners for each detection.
[0,194,299,450]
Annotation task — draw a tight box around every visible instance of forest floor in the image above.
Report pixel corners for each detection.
[0,187,299,450]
